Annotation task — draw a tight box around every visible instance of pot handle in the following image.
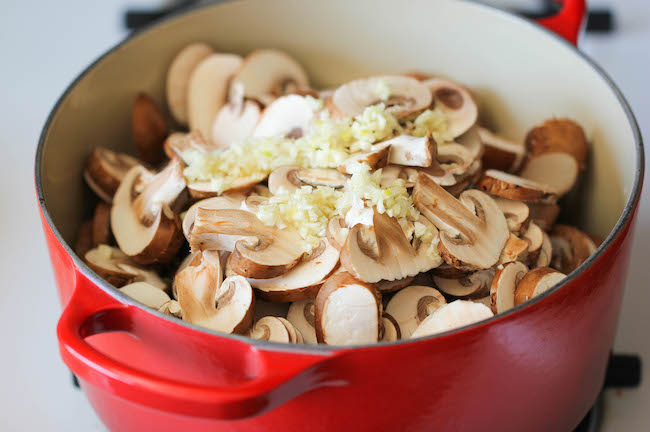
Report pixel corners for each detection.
[535,0,587,45]
[57,278,338,420]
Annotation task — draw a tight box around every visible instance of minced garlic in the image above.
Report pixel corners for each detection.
[406,107,454,143]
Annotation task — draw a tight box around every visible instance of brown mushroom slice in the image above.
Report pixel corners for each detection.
[247,239,340,302]
[337,143,391,174]
[187,53,244,141]
[379,165,419,188]
[211,84,261,149]
[120,282,172,309]
[158,299,183,318]
[186,171,267,199]
[314,272,382,345]
[190,209,307,278]
[385,133,435,167]
[410,300,493,338]
[331,75,432,120]
[75,221,94,258]
[536,232,553,268]
[248,316,291,343]
[519,152,579,197]
[478,127,526,173]
[253,95,315,139]
[268,166,303,194]
[233,49,309,106]
[164,131,214,160]
[550,225,597,274]
[414,173,509,271]
[493,197,530,234]
[326,216,349,251]
[295,168,348,189]
[522,222,544,264]
[376,276,415,294]
[422,78,478,138]
[525,118,589,169]
[166,42,214,124]
[514,267,566,306]
[182,194,246,241]
[490,261,528,314]
[497,233,530,265]
[385,285,446,338]
[132,93,168,165]
[287,300,318,344]
[111,161,185,265]
[85,245,138,286]
[528,202,561,231]
[442,159,482,197]
[379,313,401,342]
[84,147,141,203]
[417,143,475,187]
[92,202,112,247]
[433,269,494,299]
[476,169,558,203]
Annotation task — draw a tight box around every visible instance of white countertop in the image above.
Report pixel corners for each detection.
[0,1,647,430]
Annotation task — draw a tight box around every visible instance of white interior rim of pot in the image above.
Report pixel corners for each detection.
[35,0,644,352]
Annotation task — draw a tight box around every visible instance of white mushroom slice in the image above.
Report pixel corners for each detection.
[85,245,138,287]
[550,225,597,274]
[186,172,267,199]
[331,75,431,120]
[247,240,340,302]
[111,161,185,264]
[172,252,200,300]
[379,314,401,341]
[166,42,214,124]
[536,232,553,268]
[240,194,268,213]
[433,269,494,299]
[163,131,214,160]
[326,216,349,251]
[248,316,291,343]
[528,202,561,231]
[84,147,141,203]
[376,276,415,294]
[497,233,530,265]
[490,261,528,314]
[158,300,182,318]
[287,300,318,344]
[314,272,382,345]
[211,83,261,149]
[422,78,478,138]
[520,152,579,197]
[190,209,307,279]
[525,118,589,169]
[411,300,493,338]
[476,169,558,203]
[385,133,435,167]
[337,143,391,174]
[385,285,446,338]
[493,197,530,233]
[478,127,526,173]
[182,194,246,241]
[120,282,171,310]
[514,267,566,306]
[253,95,315,139]
[268,166,301,195]
[295,168,348,189]
[414,173,509,271]
[522,222,544,264]
[187,53,244,141]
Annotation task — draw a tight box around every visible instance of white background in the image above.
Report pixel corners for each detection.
[0,1,647,430]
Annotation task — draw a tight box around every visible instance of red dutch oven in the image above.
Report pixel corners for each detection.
[36,1,645,431]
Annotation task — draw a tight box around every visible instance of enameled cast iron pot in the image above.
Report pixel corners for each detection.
[36,1,644,430]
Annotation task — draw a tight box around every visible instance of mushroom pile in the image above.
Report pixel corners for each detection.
[76,44,598,345]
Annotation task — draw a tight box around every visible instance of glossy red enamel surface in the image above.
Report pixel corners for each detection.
[536,0,587,45]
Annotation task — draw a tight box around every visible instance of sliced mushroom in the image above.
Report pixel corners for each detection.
[536,232,553,268]
[187,53,244,141]
[110,161,185,264]
[190,209,307,278]
[337,143,391,174]
[442,159,482,197]
[493,197,530,234]
[490,261,528,314]
[268,166,302,194]
[211,82,262,149]
[253,94,315,139]
[314,272,382,345]
[550,225,597,274]
[525,118,589,169]
[519,152,579,197]
[91,202,111,246]
[422,78,478,138]
[455,125,484,163]
[172,251,200,299]
[385,133,435,167]
[433,269,494,299]
[326,216,349,250]
[514,267,566,306]
[158,299,182,318]
[120,282,172,310]
[379,313,401,341]
[166,42,214,124]
[522,222,544,264]
[248,316,295,343]
[478,127,526,173]
[163,131,214,161]
[75,221,94,258]
[413,173,509,270]
[182,194,246,241]
[277,317,303,343]
[497,233,530,265]
[132,93,168,165]
[528,202,561,231]
[379,165,419,188]
[385,285,446,338]
[417,143,475,187]
[84,147,141,203]
[476,169,558,203]
[331,75,431,120]
[269,166,348,195]
[287,300,318,344]
[85,245,168,289]
[187,172,267,199]
[376,276,415,293]
[411,300,493,338]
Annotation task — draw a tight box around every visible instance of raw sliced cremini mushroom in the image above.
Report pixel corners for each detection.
[253,94,316,139]
[337,142,391,174]
[233,49,309,106]
[268,166,348,195]
[172,251,200,299]
[277,317,303,343]
[478,127,526,173]
[75,221,94,258]
[326,216,349,250]
[187,171,267,199]
[92,202,112,246]
[385,133,435,167]
[84,147,141,203]
[246,239,340,302]
[315,272,382,345]
[422,78,478,138]
[268,166,302,194]
[120,282,172,310]
[211,83,261,149]
[132,93,168,165]
[433,269,494,299]
[182,194,246,241]
[528,202,561,231]
[190,209,307,278]
[497,233,530,265]
[379,165,419,188]
[417,143,475,187]
[514,267,566,306]
[85,245,168,290]
[522,222,544,264]
[385,285,446,338]
[287,300,318,344]
[413,173,509,270]
[493,197,530,234]
[379,313,401,341]
[442,159,483,197]
[455,125,484,162]
[331,75,432,120]
[111,161,185,264]
[158,299,183,318]
[550,225,597,274]
[248,316,295,343]
[525,118,589,169]
[476,169,558,203]
[520,152,579,197]
[490,261,528,313]
[187,53,244,141]
[536,232,553,268]
[411,300,493,338]
[166,42,214,124]
[376,276,415,294]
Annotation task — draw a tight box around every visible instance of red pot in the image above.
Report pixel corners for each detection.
[36,1,644,431]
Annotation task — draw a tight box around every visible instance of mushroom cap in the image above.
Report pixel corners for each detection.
[550,225,597,274]
[433,269,495,299]
[120,282,171,310]
[84,147,141,203]
[211,86,261,149]
[411,300,493,338]
[379,165,419,188]
[385,133,435,167]
[476,169,559,203]
[528,202,561,231]
[490,261,529,314]
[493,197,530,234]
[326,216,349,251]
[522,222,544,263]
[519,152,579,197]
[535,232,553,268]
[478,127,526,173]
[379,313,401,342]
[182,194,246,241]
[287,300,318,344]
[514,267,566,306]
[421,78,478,138]
[385,285,446,338]
[132,93,168,165]
[525,118,588,169]
[253,94,316,139]
[295,168,348,189]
